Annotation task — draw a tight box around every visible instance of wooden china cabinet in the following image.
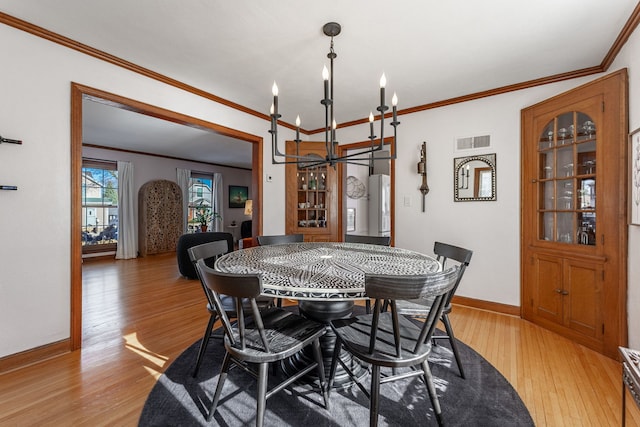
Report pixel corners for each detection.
[521,69,628,359]
[285,141,338,241]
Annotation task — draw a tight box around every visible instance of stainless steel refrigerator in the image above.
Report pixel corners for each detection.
[368,174,390,234]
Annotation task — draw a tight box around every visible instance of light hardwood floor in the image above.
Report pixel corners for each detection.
[0,252,638,426]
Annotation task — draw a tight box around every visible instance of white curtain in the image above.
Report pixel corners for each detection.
[115,161,137,259]
[212,173,223,232]
[176,168,191,233]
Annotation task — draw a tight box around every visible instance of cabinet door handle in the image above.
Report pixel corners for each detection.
[555,288,563,293]
[561,290,569,296]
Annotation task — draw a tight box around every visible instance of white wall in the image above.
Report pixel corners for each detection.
[0,24,292,357]
[0,19,637,358]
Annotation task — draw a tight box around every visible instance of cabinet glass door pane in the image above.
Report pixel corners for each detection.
[556,146,573,177]
[543,181,554,210]
[557,212,574,243]
[537,112,596,245]
[558,180,573,210]
[577,140,596,175]
[539,151,554,179]
[542,212,554,241]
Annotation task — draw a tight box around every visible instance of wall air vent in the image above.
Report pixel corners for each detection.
[456,134,491,151]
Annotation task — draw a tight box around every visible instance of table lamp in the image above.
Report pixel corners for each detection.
[244,199,253,216]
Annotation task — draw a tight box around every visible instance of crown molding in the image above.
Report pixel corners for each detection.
[2,6,639,135]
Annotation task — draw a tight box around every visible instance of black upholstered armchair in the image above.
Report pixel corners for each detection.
[240,220,252,239]
[176,232,234,279]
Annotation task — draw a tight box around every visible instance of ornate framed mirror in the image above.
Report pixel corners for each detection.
[454,153,497,201]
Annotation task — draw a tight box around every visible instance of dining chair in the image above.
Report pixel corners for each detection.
[394,241,473,378]
[188,241,275,377]
[256,233,304,246]
[328,266,459,427]
[195,259,329,427]
[256,233,304,307]
[344,234,391,313]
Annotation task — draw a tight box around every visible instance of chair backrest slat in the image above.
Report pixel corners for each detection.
[344,234,391,246]
[257,234,304,245]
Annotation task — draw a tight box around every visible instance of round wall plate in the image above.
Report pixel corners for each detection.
[346,176,365,199]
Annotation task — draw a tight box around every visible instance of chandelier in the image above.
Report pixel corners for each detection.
[269,22,399,168]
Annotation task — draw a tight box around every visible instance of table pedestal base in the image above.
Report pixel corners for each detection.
[282,300,368,388]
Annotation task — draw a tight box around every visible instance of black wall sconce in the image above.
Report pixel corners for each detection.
[457,164,469,189]
[417,141,429,212]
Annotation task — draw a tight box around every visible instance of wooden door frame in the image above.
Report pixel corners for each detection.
[70,83,263,350]
[336,138,395,246]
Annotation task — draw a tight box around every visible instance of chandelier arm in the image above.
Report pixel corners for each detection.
[270,114,286,158]
[341,159,377,168]
[337,145,394,161]
[337,152,397,162]
[272,158,325,166]
[271,128,318,162]
[390,119,399,157]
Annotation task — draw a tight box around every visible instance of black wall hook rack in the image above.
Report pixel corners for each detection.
[0,135,22,145]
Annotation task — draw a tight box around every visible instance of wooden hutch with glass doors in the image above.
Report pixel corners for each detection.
[521,69,627,359]
[285,141,338,241]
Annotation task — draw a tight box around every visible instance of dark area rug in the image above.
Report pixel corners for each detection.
[139,307,534,426]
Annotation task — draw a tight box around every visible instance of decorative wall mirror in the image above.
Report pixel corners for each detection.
[454,153,497,201]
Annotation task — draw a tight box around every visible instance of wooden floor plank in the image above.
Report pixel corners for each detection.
[0,253,638,426]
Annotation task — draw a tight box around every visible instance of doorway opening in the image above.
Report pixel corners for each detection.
[70,83,263,349]
[337,138,395,245]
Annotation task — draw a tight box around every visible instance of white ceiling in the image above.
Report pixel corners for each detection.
[82,98,253,169]
[1,0,638,167]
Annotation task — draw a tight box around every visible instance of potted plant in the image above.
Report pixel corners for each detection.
[193,203,221,232]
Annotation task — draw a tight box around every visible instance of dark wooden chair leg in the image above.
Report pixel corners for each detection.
[208,352,231,421]
[311,338,329,409]
[256,362,269,427]
[327,338,343,392]
[441,313,465,379]
[193,313,217,377]
[370,364,381,427]
[421,359,443,427]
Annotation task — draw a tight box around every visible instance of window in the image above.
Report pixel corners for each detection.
[188,173,214,233]
[82,159,118,253]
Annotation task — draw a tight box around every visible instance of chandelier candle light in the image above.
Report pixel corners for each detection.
[269,22,399,168]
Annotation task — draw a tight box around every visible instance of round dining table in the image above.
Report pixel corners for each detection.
[215,241,441,385]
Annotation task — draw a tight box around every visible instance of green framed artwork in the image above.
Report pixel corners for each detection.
[229,185,249,208]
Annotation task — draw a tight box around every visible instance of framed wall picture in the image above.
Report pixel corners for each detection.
[630,127,640,225]
[346,208,356,231]
[229,185,249,209]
